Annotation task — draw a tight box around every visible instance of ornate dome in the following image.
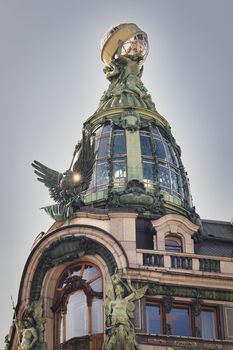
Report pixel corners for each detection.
[83,108,193,217]
[32,23,197,222]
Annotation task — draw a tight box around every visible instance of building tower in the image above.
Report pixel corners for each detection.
[7,23,233,350]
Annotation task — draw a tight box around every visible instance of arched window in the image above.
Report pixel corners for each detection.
[165,235,182,253]
[52,263,103,348]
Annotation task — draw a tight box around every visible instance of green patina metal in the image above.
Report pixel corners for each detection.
[126,129,143,181]
[131,280,233,303]
[32,131,96,221]
[31,21,200,225]
[30,236,117,302]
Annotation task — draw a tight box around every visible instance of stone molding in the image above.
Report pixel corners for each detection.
[152,214,199,253]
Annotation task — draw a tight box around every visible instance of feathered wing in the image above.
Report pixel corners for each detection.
[104,273,115,323]
[126,285,148,319]
[32,160,63,202]
[72,131,96,192]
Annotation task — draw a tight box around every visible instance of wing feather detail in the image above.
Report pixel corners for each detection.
[32,160,63,202]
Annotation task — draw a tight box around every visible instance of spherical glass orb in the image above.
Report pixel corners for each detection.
[100,23,149,66]
[116,33,149,65]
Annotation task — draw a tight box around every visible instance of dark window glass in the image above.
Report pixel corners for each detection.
[96,161,108,187]
[93,126,103,152]
[155,139,166,160]
[113,133,126,155]
[164,142,174,164]
[143,161,155,182]
[140,134,152,156]
[112,160,126,181]
[98,136,110,158]
[146,304,161,334]
[165,237,182,253]
[171,171,179,193]
[170,145,179,166]
[102,123,111,134]
[201,310,216,339]
[157,126,167,138]
[152,126,161,138]
[171,307,190,336]
[159,166,170,188]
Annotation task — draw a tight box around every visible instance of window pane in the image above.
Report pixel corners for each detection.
[113,133,126,155]
[201,310,216,339]
[98,136,110,158]
[90,278,103,292]
[140,134,152,156]
[152,126,161,138]
[66,291,88,339]
[164,143,174,164]
[112,161,126,181]
[159,166,170,189]
[96,161,108,187]
[146,304,161,334]
[143,161,155,181]
[171,307,190,336]
[165,238,182,253]
[102,123,111,134]
[155,139,166,160]
[171,171,180,193]
[92,298,103,334]
[88,165,96,190]
[83,265,100,281]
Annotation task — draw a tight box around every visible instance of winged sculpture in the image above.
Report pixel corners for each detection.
[32,131,96,221]
[103,270,147,350]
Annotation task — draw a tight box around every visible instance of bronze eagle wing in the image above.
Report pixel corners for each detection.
[31,160,63,202]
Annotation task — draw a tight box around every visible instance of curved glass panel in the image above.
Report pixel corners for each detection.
[143,161,155,184]
[140,131,152,156]
[96,160,108,187]
[159,165,170,189]
[112,158,127,185]
[98,137,110,158]
[113,132,126,155]
[155,139,166,160]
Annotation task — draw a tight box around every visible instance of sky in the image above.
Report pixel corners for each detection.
[0,0,233,345]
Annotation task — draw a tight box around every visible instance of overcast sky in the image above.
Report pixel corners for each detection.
[0,0,233,345]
